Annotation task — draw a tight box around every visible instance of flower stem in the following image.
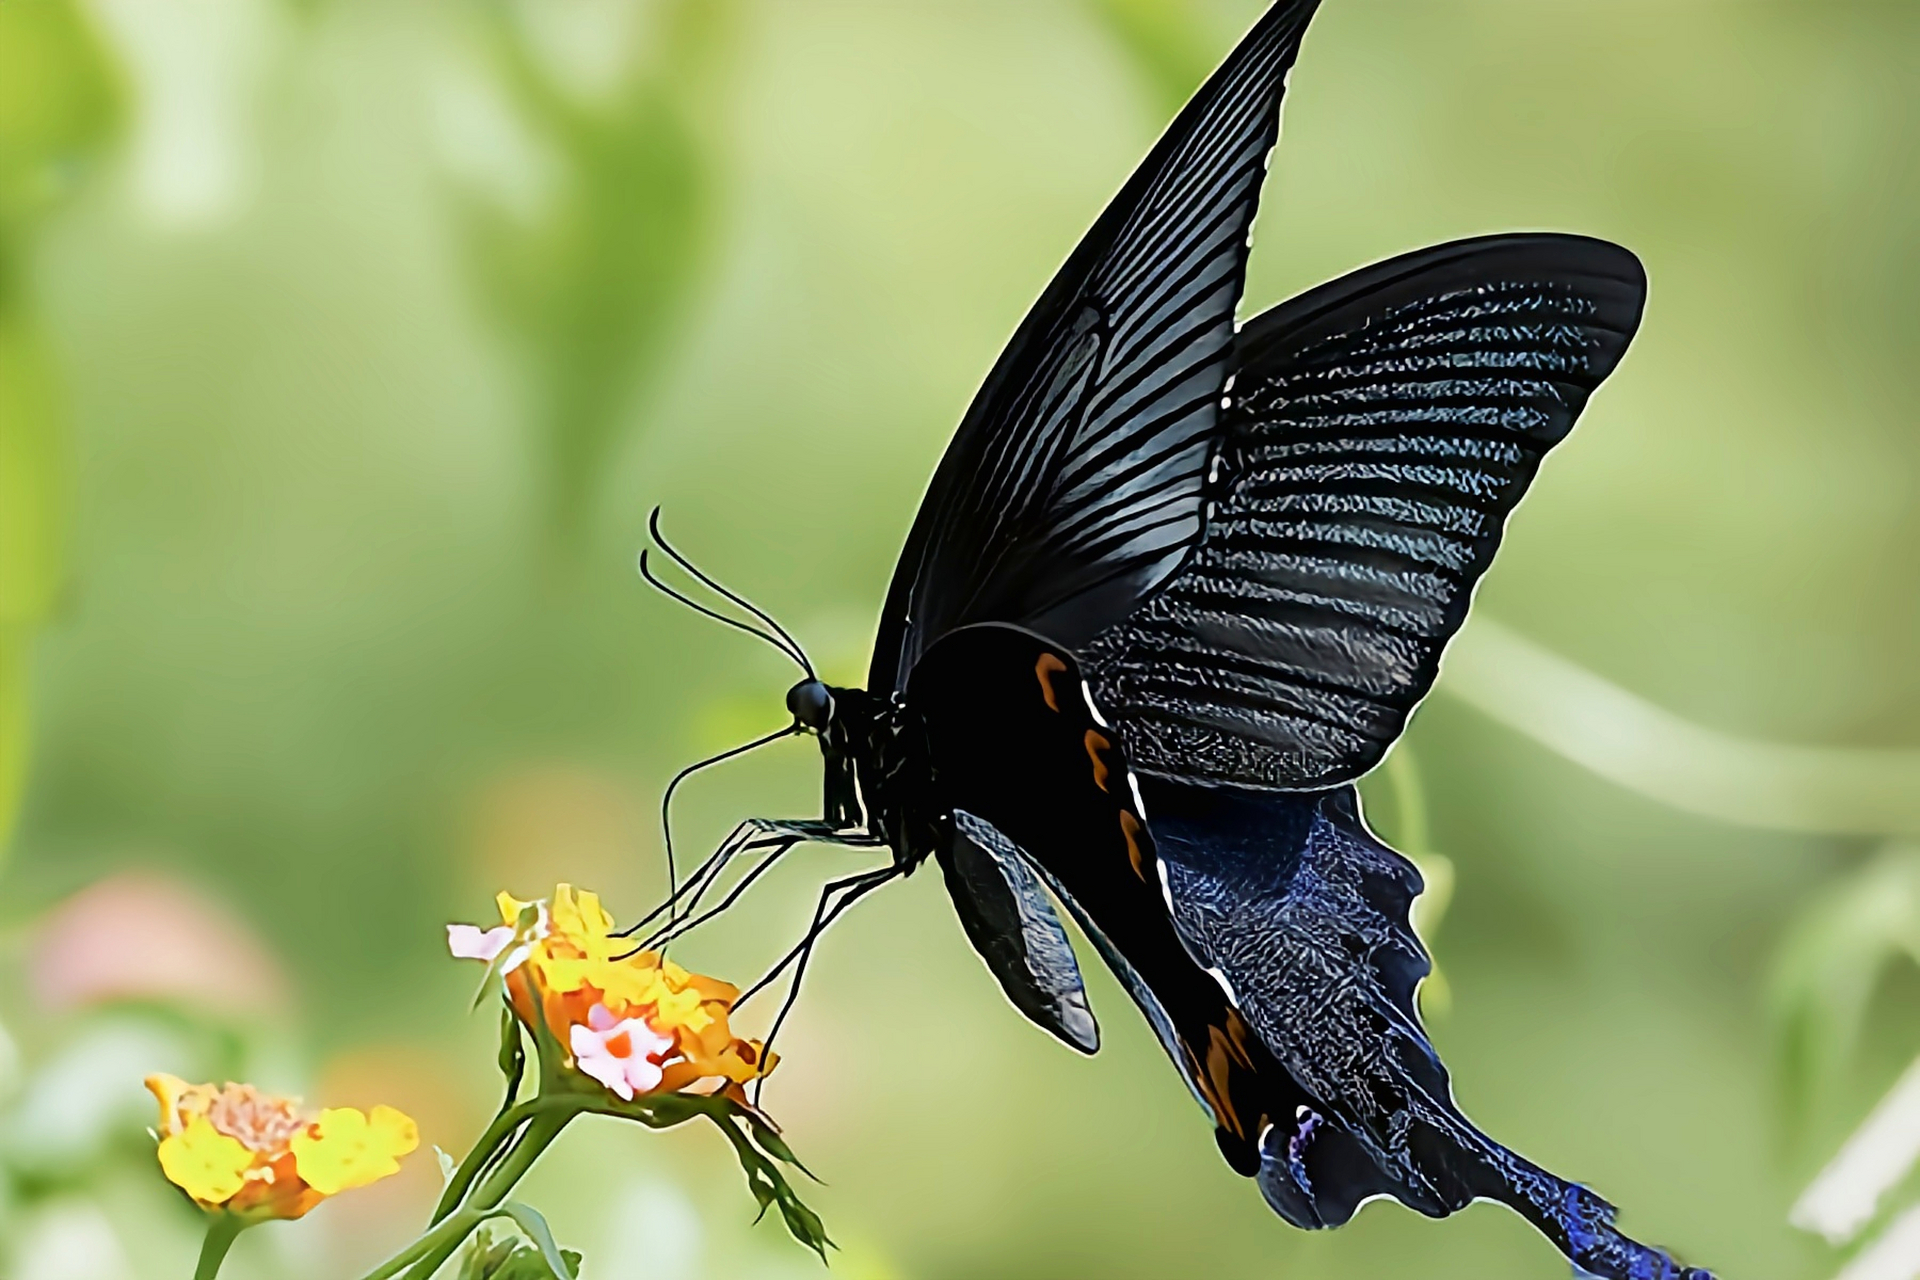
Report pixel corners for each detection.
[428,1096,564,1226]
[193,1217,246,1280]
[390,1105,579,1280]
[356,1205,485,1280]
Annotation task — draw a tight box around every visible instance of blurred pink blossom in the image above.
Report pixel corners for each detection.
[30,871,289,1015]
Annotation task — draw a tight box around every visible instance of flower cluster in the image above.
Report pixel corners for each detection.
[146,1074,417,1220]
[144,882,823,1280]
[448,884,774,1104]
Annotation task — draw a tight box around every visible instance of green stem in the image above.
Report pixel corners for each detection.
[396,1107,578,1280]
[356,1208,486,1280]
[193,1217,246,1280]
[428,1096,573,1226]
[355,1100,582,1280]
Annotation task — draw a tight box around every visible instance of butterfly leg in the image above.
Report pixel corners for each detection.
[738,863,903,1100]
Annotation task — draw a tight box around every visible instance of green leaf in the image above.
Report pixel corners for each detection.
[455,1228,515,1280]
[455,0,740,546]
[747,1112,819,1182]
[497,1202,577,1280]
[497,1003,527,1100]
[457,1227,583,1280]
[701,1104,831,1259]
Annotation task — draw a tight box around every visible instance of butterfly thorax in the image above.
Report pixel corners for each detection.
[801,683,935,868]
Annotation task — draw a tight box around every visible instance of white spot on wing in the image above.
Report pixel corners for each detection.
[1079,680,1110,728]
[1205,966,1238,1006]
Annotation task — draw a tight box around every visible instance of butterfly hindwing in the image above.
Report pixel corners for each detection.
[941,809,1099,1054]
[869,1,1324,695]
[1147,780,1706,1278]
[907,624,1305,1157]
[1085,233,1647,789]
[905,626,1701,1275]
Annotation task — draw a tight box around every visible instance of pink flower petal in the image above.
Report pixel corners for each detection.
[569,1006,675,1102]
[447,924,514,962]
[624,1055,665,1095]
[571,1024,635,1100]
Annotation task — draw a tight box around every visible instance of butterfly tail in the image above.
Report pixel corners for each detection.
[1456,1144,1716,1280]
[1144,780,1714,1278]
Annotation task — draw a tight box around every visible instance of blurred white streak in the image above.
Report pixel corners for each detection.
[1441,617,1920,835]
[426,54,559,224]
[0,1015,20,1101]
[1794,1056,1920,1246]
[511,0,649,104]
[1834,1204,1920,1280]
[13,1200,134,1280]
[85,0,277,227]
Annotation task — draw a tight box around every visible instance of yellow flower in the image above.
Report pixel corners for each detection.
[290,1106,419,1195]
[450,884,776,1103]
[146,1075,417,1221]
[157,1117,253,1205]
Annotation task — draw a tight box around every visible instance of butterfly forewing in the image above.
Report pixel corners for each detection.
[1083,234,1647,789]
[869,1,1323,694]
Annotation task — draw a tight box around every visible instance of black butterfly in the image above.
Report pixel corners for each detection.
[648,2,1708,1276]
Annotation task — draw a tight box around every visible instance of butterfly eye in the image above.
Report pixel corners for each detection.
[786,679,835,731]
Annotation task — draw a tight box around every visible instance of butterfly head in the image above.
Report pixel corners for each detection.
[785,679,836,733]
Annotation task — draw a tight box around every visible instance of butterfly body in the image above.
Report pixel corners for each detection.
[718,1,1712,1273]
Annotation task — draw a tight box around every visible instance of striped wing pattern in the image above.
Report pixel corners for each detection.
[1084,235,1647,790]
[869,1,1321,694]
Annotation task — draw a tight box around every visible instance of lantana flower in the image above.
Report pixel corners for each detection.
[145,884,823,1280]
[146,1074,418,1220]
[447,883,776,1104]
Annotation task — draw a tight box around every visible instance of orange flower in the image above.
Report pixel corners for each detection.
[146,1075,417,1220]
[448,884,775,1103]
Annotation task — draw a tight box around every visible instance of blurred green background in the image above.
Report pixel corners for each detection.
[3,1,1919,1277]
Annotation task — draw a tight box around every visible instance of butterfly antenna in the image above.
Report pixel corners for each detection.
[639,725,800,942]
[638,550,810,675]
[648,507,816,679]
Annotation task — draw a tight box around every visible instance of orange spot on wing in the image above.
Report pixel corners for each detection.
[1084,730,1111,791]
[1034,653,1068,712]
[1187,1014,1260,1140]
[1203,1025,1247,1137]
[1119,811,1147,880]
[1221,1011,1256,1070]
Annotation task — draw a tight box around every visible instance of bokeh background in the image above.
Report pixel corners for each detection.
[4,1,1919,1277]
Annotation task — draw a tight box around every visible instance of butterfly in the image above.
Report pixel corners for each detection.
[645,2,1708,1276]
